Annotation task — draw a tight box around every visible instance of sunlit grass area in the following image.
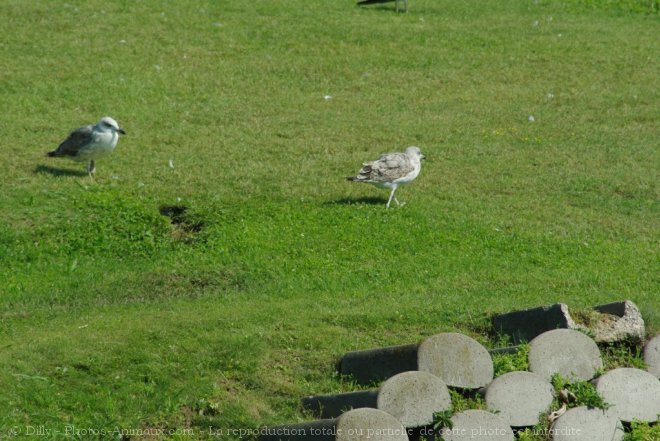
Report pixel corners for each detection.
[0,0,657,439]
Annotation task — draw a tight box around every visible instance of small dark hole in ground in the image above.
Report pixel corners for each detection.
[159,204,187,223]
[159,205,203,234]
[72,363,91,372]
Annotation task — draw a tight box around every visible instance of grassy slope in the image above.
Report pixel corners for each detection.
[0,0,658,439]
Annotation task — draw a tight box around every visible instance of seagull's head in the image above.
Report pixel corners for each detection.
[405,146,425,160]
[98,116,126,135]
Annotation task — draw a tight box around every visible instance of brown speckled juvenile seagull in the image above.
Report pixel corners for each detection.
[347,146,425,208]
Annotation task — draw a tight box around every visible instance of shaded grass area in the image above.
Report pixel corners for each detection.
[0,0,658,439]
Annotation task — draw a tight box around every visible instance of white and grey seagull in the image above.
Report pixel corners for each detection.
[47,116,126,177]
[347,146,425,208]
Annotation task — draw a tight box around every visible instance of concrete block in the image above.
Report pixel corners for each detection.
[339,333,493,389]
[418,333,494,389]
[339,343,418,385]
[440,409,514,440]
[377,371,451,428]
[303,371,451,428]
[594,367,660,423]
[259,408,409,441]
[528,329,602,381]
[643,334,660,378]
[484,371,555,427]
[550,406,624,441]
[591,300,645,343]
[336,408,409,441]
[492,303,576,344]
[258,418,339,441]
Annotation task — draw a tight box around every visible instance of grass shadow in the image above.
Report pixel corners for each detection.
[326,196,388,206]
[34,164,87,177]
[357,5,402,14]
[356,0,406,13]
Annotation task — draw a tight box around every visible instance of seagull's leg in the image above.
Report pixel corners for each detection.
[404,0,408,13]
[396,0,400,13]
[386,188,397,209]
[87,160,96,178]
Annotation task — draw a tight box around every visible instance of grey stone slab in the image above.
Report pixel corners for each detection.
[336,408,409,441]
[644,334,660,378]
[258,418,339,441]
[484,371,555,427]
[259,408,409,441]
[339,333,493,388]
[303,371,451,428]
[594,367,660,423]
[528,329,602,381]
[377,371,451,428]
[417,333,494,388]
[339,343,418,385]
[550,406,624,441]
[440,410,514,440]
[591,300,645,343]
[492,303,576,344]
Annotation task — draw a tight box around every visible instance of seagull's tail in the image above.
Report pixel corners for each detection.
[46,150,57,157]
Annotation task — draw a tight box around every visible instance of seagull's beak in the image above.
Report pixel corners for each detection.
[421,154,426,160]
[118,128,126,135]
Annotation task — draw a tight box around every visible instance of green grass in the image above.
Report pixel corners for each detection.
[624,421,660,441]
[551,374,609,410]
[492,345,530,376]
[0,0,658,439]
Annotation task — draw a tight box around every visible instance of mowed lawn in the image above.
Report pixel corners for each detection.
[0,0,658,439]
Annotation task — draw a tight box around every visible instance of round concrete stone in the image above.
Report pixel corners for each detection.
[417,333,494,388]
[594,367,660,422]
[528,329,603,381]
[644,334,660,378]
[440,410,514,441]
[336,408,409,441]
[377,371,451,428]
[258,419,338,441]
[550,406,624,441]
[484,371,554,427]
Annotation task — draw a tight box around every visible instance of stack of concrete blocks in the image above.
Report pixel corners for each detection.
[259,301,660,441]
[334,332,510,439]
[258,407,408,441]
[491,300,646,344]
[490,300,660,441]
[261,333,505,440]
[546,346,660,441]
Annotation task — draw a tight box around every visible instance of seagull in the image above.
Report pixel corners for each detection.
[357,0,408,13]
[47,117,126,177]
[347,146,425,208]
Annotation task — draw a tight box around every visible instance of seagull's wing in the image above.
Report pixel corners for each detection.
[49,125,95,157]
[355,152,414,183]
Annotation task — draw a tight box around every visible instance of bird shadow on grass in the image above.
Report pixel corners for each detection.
[34,164,87,177]
[326,196,388,206]
[356,2,405,13]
